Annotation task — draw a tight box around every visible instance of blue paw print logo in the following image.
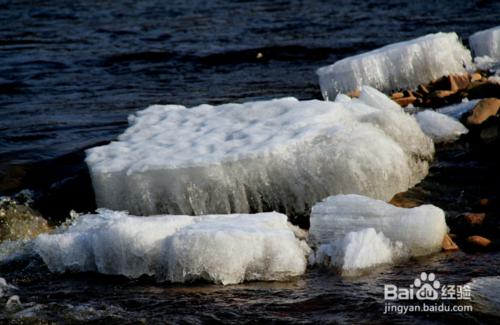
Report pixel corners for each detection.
[414,272,440,300]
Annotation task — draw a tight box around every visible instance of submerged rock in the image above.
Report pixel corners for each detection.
[0,196,49,241]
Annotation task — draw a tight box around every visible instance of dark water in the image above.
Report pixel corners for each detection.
[1,0,500,323]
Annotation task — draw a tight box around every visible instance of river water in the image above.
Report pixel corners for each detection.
[1,0,500,323]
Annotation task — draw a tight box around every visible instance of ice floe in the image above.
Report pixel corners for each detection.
[416,110,468,143]
[437,99,480,119]
[308,194,447,272]
[34,209,310,285]
[317,32,472,98]
[86,90,434,217]
[469,26,500,59]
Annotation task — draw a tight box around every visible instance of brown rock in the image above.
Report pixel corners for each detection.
[478,198,490,207]
[466,98,500,126]
[449,74,470,92]
[470,72,482,82]
[388,194,421,208]
[462,212,486,226]
[346,89,360,98]
[391,92,404,99]
[418,84,430,95]
[430,90,456,99]
[466,235,491,247]
[466,81,500,99]
[442,234,459,251]
[394,95,416,107]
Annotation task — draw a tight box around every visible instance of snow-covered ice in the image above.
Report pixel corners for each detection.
[86,90,434,217]
[317,32,472,98]
[416,110,468,143]
[34,209,310,285]
[469,26,500,59]
[309,194,447,258]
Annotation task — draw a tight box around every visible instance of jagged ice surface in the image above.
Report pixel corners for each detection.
[469,26,500,59]
[468,276,500,316]
[309,194,447,272]
[34,209,310,285]
[416,110,468,143]
[317,32,472,98]
[86,89,434,217]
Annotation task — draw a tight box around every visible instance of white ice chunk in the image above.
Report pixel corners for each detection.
[317,32,472,98]
[34,209,310,285]
[310,194,447,257]
[86,95,434,217]
[310,228,402,274]
[437,99,480,119]
[469,26,500,59]
[416,110,468,143]
[468,276,500,316]
[358,85,402,111]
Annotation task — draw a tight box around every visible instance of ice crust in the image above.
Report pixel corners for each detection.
[317,32,472,98]
[86,88,434,217]
[437,99,480,119]
[309,194,448,258]
[34,209,310,285]
[469,26,500,59]
[415,110,468,143]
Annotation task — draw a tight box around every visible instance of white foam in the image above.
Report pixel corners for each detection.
[317,32,472,98]
[310,194,448,257]
[416,110,468,143]
[34,209,310,285]
[86,92,434,216]
[469,26,500,59]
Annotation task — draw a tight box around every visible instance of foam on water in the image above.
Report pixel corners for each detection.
[309,194,448,259]
[415,110,469,143]
[317,32,472,98]
[86,89,434,217]
[34,209,310,285]
[469,26,500,59]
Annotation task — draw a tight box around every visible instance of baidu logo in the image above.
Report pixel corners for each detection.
[383,272,473,314]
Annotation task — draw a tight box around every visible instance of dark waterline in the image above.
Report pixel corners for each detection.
[1,0,500,323]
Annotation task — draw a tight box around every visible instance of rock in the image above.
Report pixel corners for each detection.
[463,212,486,226]
[466,235,492,248]
[470,72,482,82]
[394,95,416,107]
[449,74,470,92]
[442,234,459,251]
[391,92,404,99]
[466,81,500,99]
[418,84,430,95]
[465,98,500,126]
[388,193,422,208]
[346,89,360,98]
[0,198,50,241]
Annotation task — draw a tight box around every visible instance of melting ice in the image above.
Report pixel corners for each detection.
[317,32,472,98]
[34,209,310,285]
[86,87,434,217]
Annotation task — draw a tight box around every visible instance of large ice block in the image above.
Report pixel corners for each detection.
[309,194,448,257]
[86,90,434,217]
[317,32,472,98]
[34,209,310,285]
[469,26,500,59]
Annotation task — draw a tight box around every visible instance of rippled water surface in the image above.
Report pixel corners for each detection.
[1,0,500,323]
